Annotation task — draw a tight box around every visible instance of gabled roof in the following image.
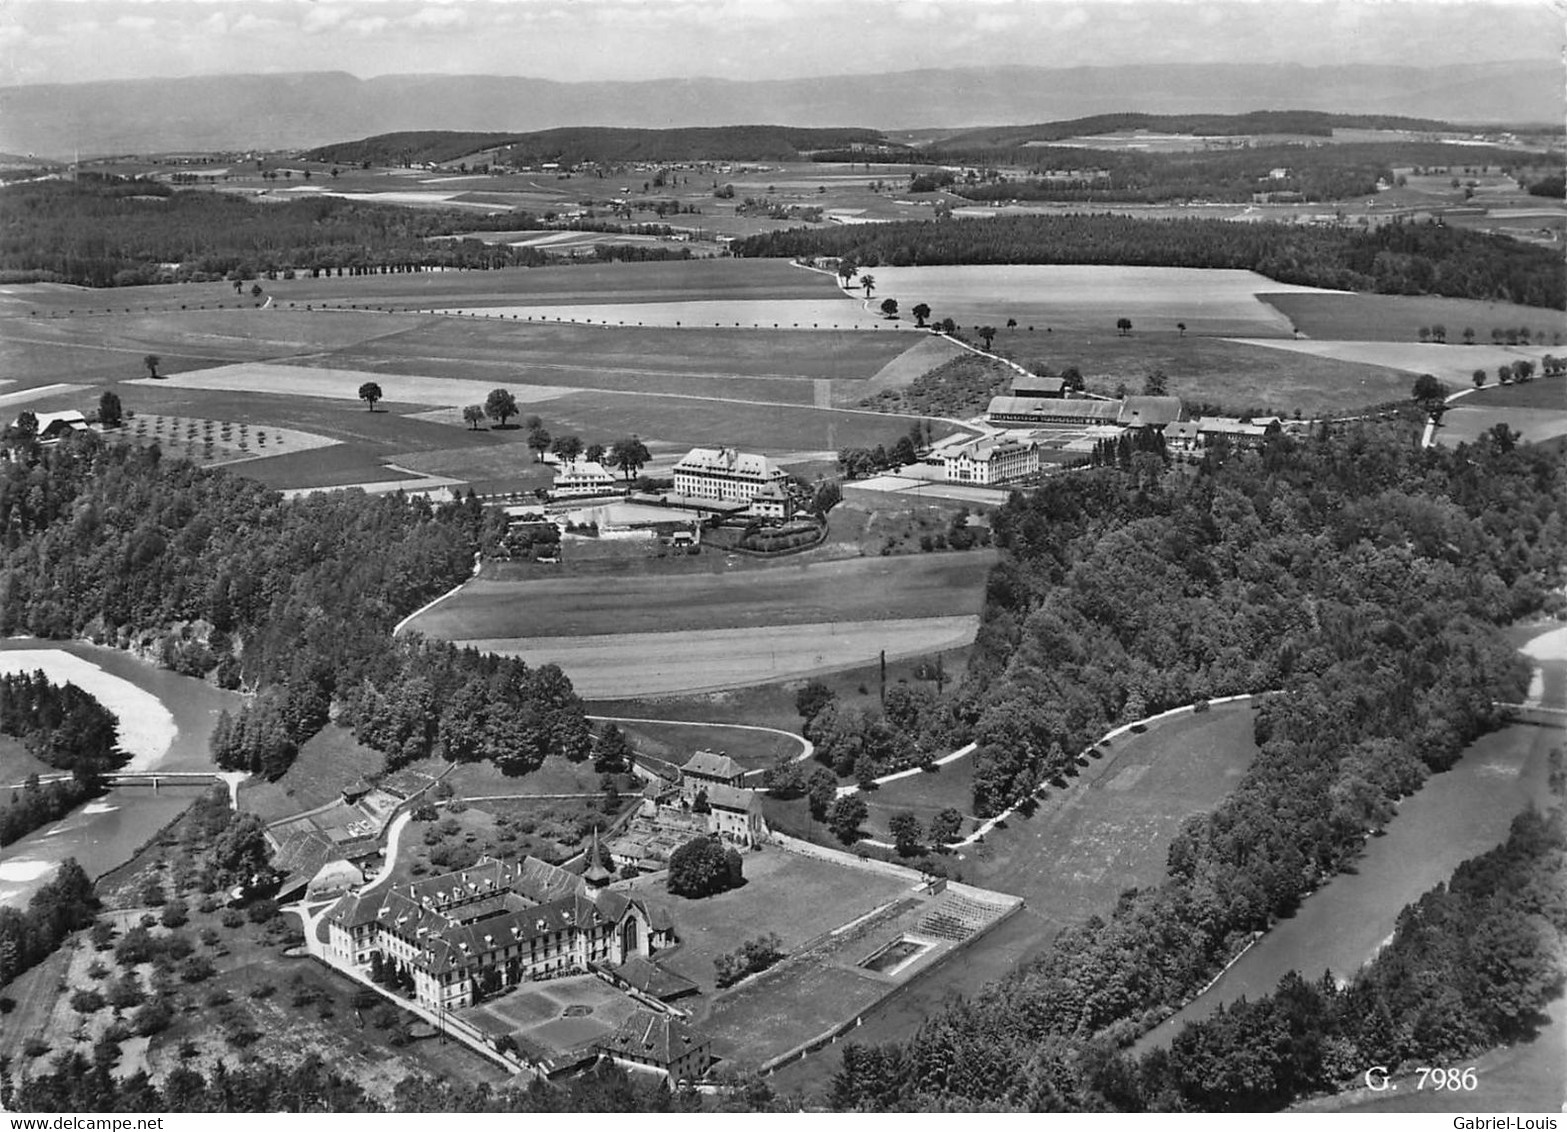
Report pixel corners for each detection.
[613,955,699,1000]
[1117,396,1184,428]
[682,750,745,781]
[673,447,782,481]
[704,782,761,814]
[596,1009,709,1068]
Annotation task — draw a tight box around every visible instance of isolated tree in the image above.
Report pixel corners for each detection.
[1143,369,1169,396]
[1463,327,1476,345]
[888,812,923,857]
[1411,373,1448,422]
[552,435,584,463]
[911,302,930,328]
[1512,359,1535,383]
[250,283,263,299]
[978,326,997,350]
[939,317,957,335]
[1473,368,1488,389]
[13,410,37,440]
[143,354,161,379]
[1418,326,1431,343]
[860,274,876,298]
[1116,317,1133,336]
[608,435,650,481]
[584,442,606,464]
[880,297,899,319]
[1006,317,1018,329]
[1176,321,1187,338]
[97,391,123,429]
[358,382,383,412]
[1061,365,1085,393]
[462,405,485,430]
[525,424,552,462]
[667,836,735,898]
[1432,324,1447,344]
[1498,364,1513,384]
[828,796,868,845]
[836,258,858,285]
[484,388,519,428]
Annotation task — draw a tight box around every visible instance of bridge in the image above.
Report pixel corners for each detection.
[5,770,249,808]
[1496,702,1567,728]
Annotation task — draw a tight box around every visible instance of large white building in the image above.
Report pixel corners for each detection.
[551,458,619,499]
[944,438,1040,485]
[672,447,786,503]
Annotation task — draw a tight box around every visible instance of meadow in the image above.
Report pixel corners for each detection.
[1435,375,1567,448]
[1260,290,1567,343]
[409,554,996,640]
[840,264,1343,337]
[1229,337,1556,390]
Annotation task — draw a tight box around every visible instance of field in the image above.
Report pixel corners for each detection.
[859,756,980,842]
[601,719,802,773]
[1436,376,1567,448]
[857,264,1343,337]
[238,724,388,822]
[1260,290,1567,343]
[466,617,979,699]
[0,734,55,784]
[983,327,1416,417]
[1228,337,1557,388]
[409,554,996,640]
[769,701,1262,1097]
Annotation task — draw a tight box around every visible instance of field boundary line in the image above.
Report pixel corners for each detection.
[587,714,814,764]
[393,551,482,637]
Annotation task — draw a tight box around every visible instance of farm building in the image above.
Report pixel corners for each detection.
[944,438,1040,485]
[595,1009,713,1082]
[680,750,746,797]
[986,395,1183,430]
[1117,396,1184,428]
[1197,417,1282,448]
[551,458,619,499]
[325,855,671,1012]
[672,446,787,503]
[703,783,768,847]
[9,410,90,442]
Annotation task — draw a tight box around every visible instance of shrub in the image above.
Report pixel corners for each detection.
[70,988,106,1014]
[132,998,174,1036]
[220,908,245,929]
[160,899,189,929]
[245,898,279,924]
[179,955,216,983]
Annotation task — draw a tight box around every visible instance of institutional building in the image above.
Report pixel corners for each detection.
[550,458,620,499]
[325,856,672,1011]
[944,438,1040,485]
[595,1009,713,1082]
[672,447,787,503]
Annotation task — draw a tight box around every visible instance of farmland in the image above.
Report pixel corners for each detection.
[860,264,1341,337]
[408,554,995,640]
[1258,291,1566,343]
[1435,375,1567,448]
[1228,337,1557,389]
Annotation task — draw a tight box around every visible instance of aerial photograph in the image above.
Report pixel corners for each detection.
[0,0,1563,1117]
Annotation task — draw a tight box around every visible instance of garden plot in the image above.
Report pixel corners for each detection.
[856,265,1346,335]
[129,362,579,407]
[119,412,338,466]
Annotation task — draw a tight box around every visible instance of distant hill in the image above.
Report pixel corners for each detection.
[2,62,1561,158]
[306,126,898,167]
[928,111,1470,150]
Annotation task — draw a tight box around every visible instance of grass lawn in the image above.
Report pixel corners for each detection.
[615,847,910,993]
[1259,292,1566,344]
[1461,375,1567,410]
[437,755,611,797]
[607,719,800,773]
[859,756,979,842]
[239,724,386,822]
[410,553,996,640]
[0,734,56,783]
[985,328,1414,417]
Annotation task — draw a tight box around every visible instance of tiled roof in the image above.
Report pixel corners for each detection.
[673,447,781,481]
[1117,396,1184,427]
[987,395,1122,422]
[613,955,699,1000]
[703,783,760,813]
[596,1009,708,1068]
[681,750,745,781]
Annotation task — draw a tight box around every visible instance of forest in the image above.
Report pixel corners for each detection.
[814,415,1567,1110]
[734,213,1566,309]
[0,672,125,845]
[0,178,552,287]
[0,436,592,782]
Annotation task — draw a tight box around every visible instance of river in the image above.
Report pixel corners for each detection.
[0,639,243,906]
[1133,622,1566,1071]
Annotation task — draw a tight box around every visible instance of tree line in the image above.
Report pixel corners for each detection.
[734,213,1564,309]
[0,435,593,782]
[814,414,1567,1109]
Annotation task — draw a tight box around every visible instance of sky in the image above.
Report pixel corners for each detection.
[1,0,1563,87]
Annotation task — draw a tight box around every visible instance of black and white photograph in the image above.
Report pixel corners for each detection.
[0,0,1563,1117]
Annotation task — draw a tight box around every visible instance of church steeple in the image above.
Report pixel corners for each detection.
[583,826,613,887]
